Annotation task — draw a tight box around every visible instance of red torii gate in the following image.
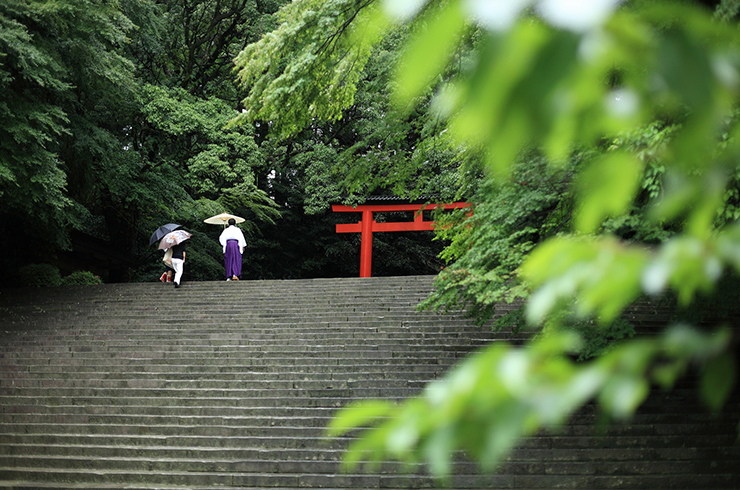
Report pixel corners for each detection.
[332,201,471,277]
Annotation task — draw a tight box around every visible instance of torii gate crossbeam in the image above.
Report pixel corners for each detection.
[332,202,470,277]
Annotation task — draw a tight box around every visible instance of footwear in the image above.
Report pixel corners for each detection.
[174,281,180,288]
[159,272,167,283]
[226,278,231,281]
[232,275,239,281]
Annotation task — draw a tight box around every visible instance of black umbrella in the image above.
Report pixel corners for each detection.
[149,223,182,246]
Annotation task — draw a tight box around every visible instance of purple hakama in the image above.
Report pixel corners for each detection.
[224,239,242,279]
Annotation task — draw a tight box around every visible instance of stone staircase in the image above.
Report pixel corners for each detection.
[0,275,737,489]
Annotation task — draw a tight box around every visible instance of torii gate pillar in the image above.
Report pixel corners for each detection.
[332,202,470,277]
[360,209,374,277]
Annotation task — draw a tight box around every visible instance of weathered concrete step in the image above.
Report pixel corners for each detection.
[77,309,459,319]
[0,444,350,460]
[0,455,735,481]
[0,313,481,325]
[0,386,429,399]
[0,329,499,344]
[1,419,735,439]
[0,374,439,387]
[0,363,459,378]
[0,338,497,352]
[0,342,495,358]
[0,353,477,366]
[1,402,732,429]
[0,405,346,418]
[1,288,441,304]
[3,356,462,368]
[0,433,353,450]
[1,406,734,431]
[0,395,407,408]
[3,442,737,464]
[0,377,430,390]
[0,466,736,489]
[0,344,494,358]
[0,431,734,452]
[0,340,473,353]
[10,320,484,331]
[5,319,490,330]
[0,424,335,437]
[0,468,486,489]
[0,414,340,428]
[0,455,455,475]
[85,301,441,310]
[1,327,497,339]
[0,354,482,366]
[0,276,437,295]
[0,333,498,347]
[0,341,493,356]
[4,301,445,312]
[9,363,455,376]
[2,364,447,376]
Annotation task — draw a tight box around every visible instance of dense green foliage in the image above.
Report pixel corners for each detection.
[230,0,740,479]
[16,264,64,288]
[1,0,135,267]
[1,0,453,285]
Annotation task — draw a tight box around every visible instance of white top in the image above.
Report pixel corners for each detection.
[219,225,247,254]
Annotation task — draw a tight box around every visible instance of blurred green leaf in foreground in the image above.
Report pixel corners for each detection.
[234,0,740,478]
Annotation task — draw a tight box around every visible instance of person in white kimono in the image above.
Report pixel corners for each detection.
[219,218,247,281]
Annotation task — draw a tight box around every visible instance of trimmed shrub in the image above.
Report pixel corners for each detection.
[17,264,62,288]
[61,270,102,285]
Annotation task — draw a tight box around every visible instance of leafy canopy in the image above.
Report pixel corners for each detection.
[232,0,391,137]
[232,0,740,478]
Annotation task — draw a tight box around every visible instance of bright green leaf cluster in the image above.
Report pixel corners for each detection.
[327,325,733,477]
[228,0,740,480]
[232,0,389,137]
[318,0,740,480]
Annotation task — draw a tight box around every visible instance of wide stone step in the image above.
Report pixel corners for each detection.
[0,465,736,489]
[0,374,437,387]
[1,441,737,463]
[1,364,447,376]
[0,341,492,355]
[1,404,734,428]
[0,433,352,450]
[0,377,432,389]
[1,419,736,441]
[0,467,499,489]
[0,455,460,476]
[0,456,735,484]
[0,395,402,408]
[1,327,497,338]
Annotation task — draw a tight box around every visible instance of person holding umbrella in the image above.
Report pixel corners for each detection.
[219,218,247,281]
[158,230,191,288]
[150,224,182,283]
[170,241,187,288]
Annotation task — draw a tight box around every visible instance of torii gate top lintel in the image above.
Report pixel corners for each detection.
[332,201,470,277]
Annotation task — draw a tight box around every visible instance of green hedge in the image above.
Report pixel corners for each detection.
[17,265,102,287]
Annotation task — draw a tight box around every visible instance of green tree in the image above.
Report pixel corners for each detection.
[0,0,293,283]
[0,0,141,279]
[136,0,283,98]
[233,0,740,478]
[236,25,468,279]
